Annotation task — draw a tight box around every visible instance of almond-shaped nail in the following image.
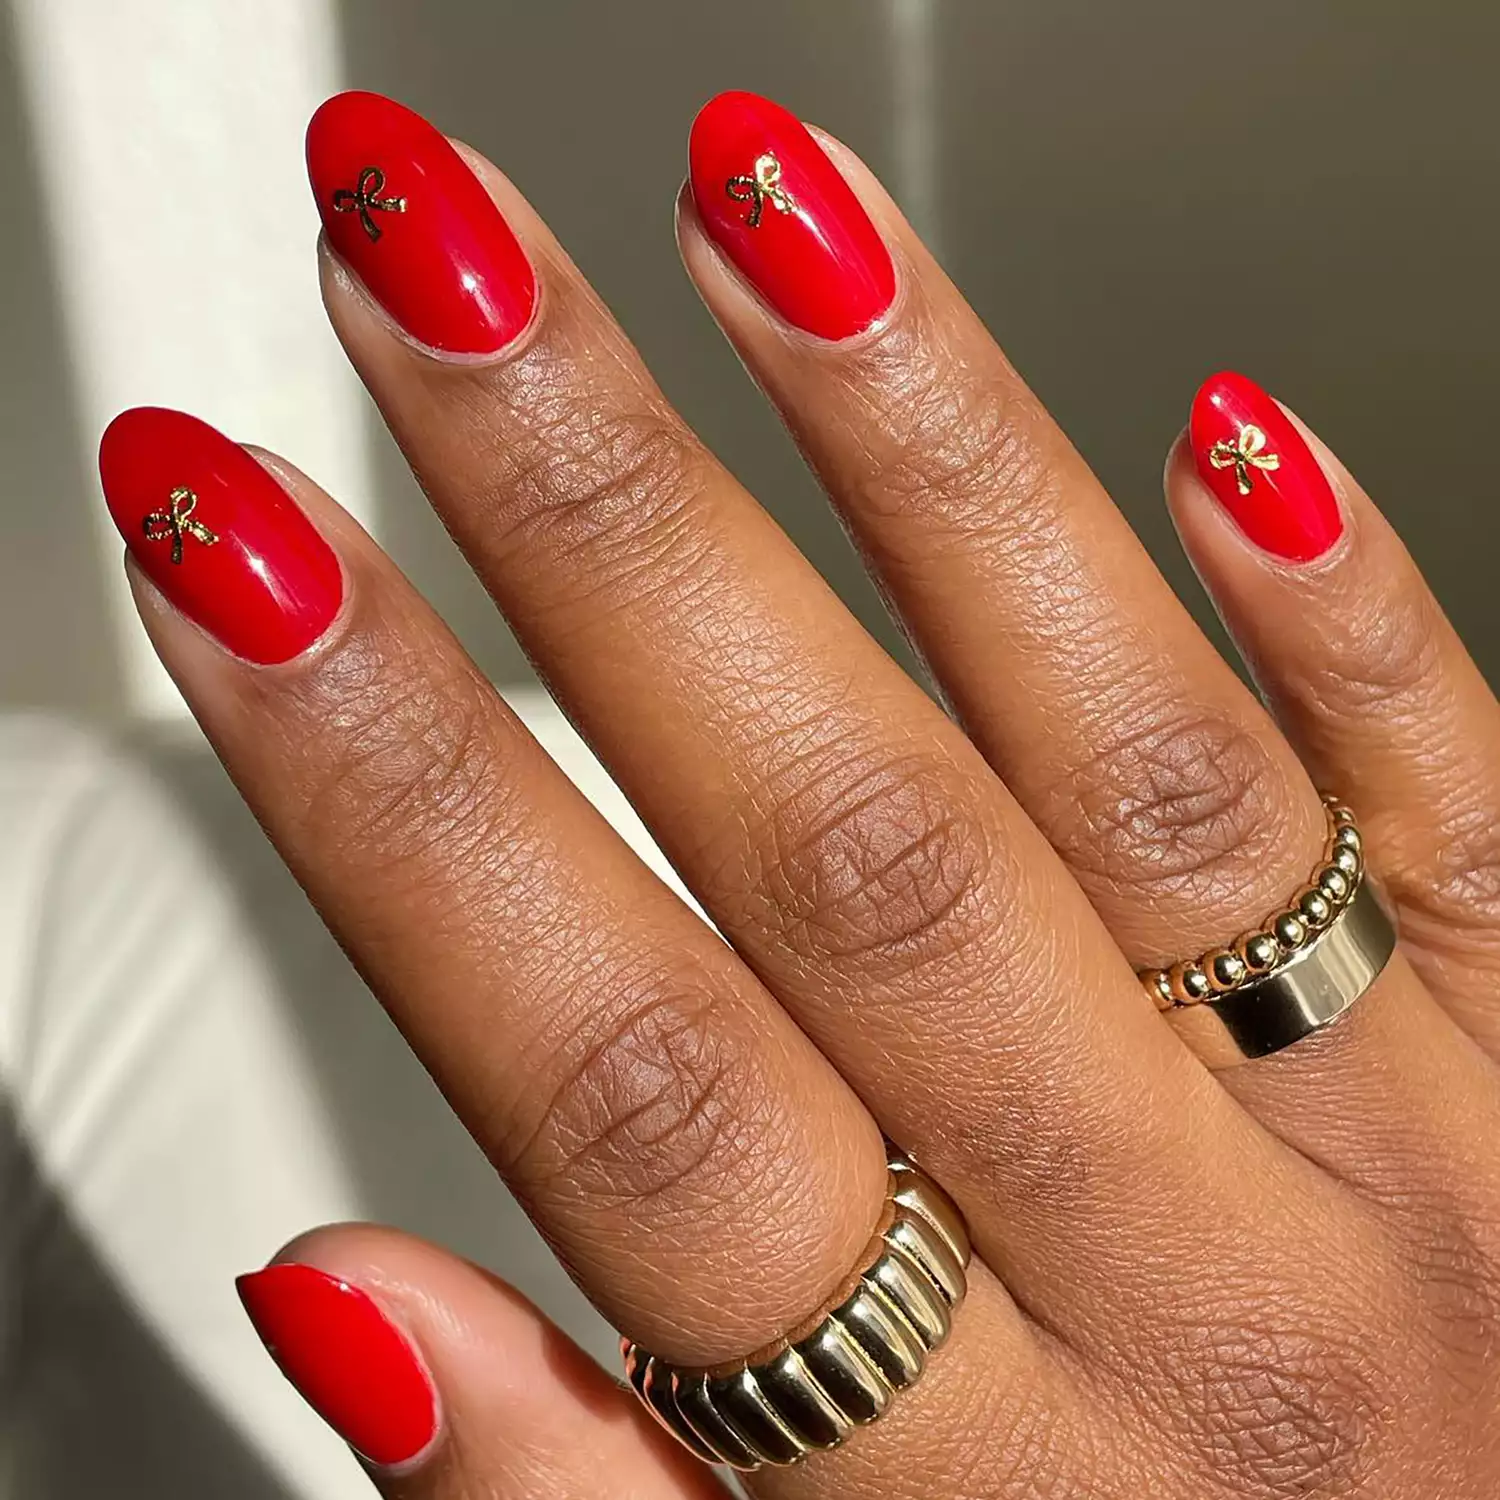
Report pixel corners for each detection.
[307,89,536,355]
[1190,370,1343,562]
[237,1263,437,1468]
[99,407,343,664]
[689,89,895,341]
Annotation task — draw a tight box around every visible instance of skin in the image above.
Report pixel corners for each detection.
[135,131,1500,1497]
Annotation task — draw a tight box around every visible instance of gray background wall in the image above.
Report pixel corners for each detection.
[3,0,1498,710]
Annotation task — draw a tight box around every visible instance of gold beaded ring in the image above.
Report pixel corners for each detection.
[621,1149,969,1471]
[1139,794,1397,1067]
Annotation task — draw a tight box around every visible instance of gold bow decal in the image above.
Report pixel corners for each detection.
[143,486,219,565]
[1208,423,1281,496]
[332,166,407,242]
[725,152,797,228]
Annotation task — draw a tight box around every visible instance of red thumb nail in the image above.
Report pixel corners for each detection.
[237,1263,437,1468]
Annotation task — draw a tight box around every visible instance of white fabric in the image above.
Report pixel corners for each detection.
[0,696,684,1499]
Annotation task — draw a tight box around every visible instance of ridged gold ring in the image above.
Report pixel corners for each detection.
[621,1149,969,1470]
[1139,794,1397,1067]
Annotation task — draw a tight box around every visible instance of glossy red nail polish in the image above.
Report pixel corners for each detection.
[307,90,535,354]
[237,1263,437,1468]
[689,90,895,341]
[99,407,342,664]
[1190,371,1343,562]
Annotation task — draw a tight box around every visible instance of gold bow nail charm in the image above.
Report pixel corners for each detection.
[143,486,219,565]
[1209,423,1281,496]
[332,165,408,242]
[725,152,797,228]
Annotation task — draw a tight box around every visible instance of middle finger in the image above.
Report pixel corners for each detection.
[306,89,1290,1328]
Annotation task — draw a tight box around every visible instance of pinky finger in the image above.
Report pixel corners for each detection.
[1167,368,1500,1053]
[237,1224,723,1500]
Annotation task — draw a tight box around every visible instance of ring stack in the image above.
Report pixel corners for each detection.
[621,1149,970,1470]
[1139,793,1396,1066]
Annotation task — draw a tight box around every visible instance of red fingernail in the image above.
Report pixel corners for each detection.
[237,1263,437,1468]
[689,90,895,341]
[1190,371,1343,562]
[99,407,342,664]
[307,90,536,355]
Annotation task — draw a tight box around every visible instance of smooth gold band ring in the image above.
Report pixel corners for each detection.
[1140,794,1396,1067]
[621,1150,970,1471]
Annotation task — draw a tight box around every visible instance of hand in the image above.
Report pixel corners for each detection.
[101,89,1500,1498]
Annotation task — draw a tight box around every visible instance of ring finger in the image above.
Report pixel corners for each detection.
[676,90,1480,1167]
[1167,400,1500,1052]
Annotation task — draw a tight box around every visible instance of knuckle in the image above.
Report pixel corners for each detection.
[1383,795,1500,943]
[851,330,1064,545]
[753,744,1001,975]
[1421,1251,1500,1382]
[291,638,517,884]
[489,366,717,585]
[1057,708,1297,912]
[1396,1199,1500,1374]
[510,972,759,1216]
[1151,1301,1385,1498]
[1285,590,1445,722]
[1277,588,1500,948]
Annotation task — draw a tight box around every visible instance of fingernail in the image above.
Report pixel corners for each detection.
[689,89,895,341]
[237,1263,437,1468]
[307,89,536,355]
[99,407,343,664]
[1190,371,1343,562]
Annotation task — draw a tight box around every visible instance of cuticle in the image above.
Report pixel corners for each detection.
[317,233,547,368]
[1247,519,1353,577]
[351,1296,444,1478]
[697,216,908,355]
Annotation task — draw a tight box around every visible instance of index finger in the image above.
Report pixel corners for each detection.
[98,405,887,1367]
[98,407,1047,1497]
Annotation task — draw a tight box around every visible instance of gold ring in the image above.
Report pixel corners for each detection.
[1139,794,1396,1067]
[621,1149,970,1470]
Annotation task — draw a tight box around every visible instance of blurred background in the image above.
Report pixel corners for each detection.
[2,1,1496,1495]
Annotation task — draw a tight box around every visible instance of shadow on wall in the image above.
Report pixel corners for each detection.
[4,1087,300,1500]
[4,717,613,1497]
[0,2,123,715]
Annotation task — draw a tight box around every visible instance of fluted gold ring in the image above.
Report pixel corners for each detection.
[621,1149,969,1470]
[1139,794,1397,1066]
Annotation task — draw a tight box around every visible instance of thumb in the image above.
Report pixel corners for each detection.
[236,1222,721,1499]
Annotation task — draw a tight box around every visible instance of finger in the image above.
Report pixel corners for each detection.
[237,1223,722,1498]
[1158,377,1500,1225]
[237,1228,1105,1500]
[678,92,1327,974]
[305,89,1275,1333]
[1169,374,1500,1055]
[675,94,1477,1166]
[99,404,891,1369]
[101,407,1055,1500]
